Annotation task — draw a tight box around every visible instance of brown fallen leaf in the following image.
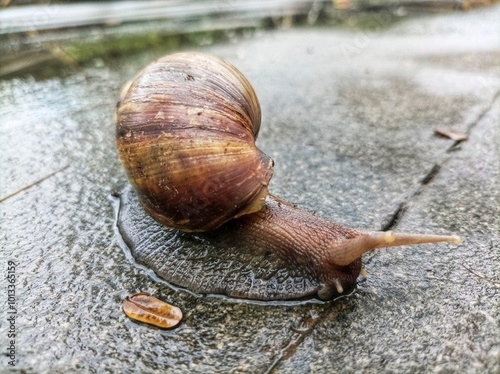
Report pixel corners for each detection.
[434,129,468,141]
[123,293,182,328]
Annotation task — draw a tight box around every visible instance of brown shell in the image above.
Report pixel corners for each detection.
[116,52,273,231]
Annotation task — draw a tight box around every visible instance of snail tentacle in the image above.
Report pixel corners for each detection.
[328,231,462,267]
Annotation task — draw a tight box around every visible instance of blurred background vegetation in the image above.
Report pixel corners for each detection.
[1,0,498,78]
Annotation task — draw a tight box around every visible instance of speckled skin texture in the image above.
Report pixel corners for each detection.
[1,5,499,373]
[119,188,361,300]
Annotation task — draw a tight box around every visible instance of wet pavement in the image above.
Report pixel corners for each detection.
[1,5,499,373]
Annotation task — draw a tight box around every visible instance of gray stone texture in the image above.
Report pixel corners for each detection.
[1,5,499,373]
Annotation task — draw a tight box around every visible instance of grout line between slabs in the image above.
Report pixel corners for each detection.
[381,90,500,232]
[263,303,338,374]
[0,164,70,203]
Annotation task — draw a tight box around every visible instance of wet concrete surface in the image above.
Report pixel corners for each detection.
[1,5,499,373]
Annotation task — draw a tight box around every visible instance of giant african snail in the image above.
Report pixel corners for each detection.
[115,52,461,300]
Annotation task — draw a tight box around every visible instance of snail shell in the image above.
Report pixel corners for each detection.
[116,52,273,231]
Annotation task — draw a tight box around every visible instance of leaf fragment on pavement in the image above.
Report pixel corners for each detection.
[434,129,468,141]
[123,292,183,328]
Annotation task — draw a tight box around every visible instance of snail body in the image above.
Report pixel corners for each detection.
[116,52,461,301]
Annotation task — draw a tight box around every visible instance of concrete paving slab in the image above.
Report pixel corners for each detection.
[1,5,499,373]
[273,99,500,374]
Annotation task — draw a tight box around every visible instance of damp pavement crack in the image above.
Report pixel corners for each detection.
[381,90,500,232]
[0,164,70,203]
[263,304,337,374]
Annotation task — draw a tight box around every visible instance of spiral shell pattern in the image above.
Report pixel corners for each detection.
[116,52,273,231]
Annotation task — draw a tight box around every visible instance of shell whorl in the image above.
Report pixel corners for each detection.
[116,52,273,231]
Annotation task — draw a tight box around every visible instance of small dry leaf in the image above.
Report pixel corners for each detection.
[123,293,182,328]
[434,129,468,141]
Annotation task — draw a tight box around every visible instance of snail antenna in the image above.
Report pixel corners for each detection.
[329,231,462,266]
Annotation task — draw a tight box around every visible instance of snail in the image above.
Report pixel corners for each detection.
[115,52,461,301]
